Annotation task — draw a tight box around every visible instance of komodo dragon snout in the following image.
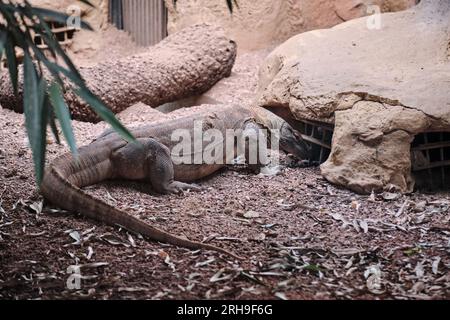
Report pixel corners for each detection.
[279,122,312,161]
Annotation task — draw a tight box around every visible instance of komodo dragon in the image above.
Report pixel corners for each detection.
[40,105,311,259]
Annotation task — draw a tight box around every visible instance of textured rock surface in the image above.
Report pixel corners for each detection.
[0,24,237,122]
[257,0,450,193]
[166,0,417,51]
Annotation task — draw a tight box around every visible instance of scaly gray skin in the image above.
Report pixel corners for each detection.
[40,105,310,259]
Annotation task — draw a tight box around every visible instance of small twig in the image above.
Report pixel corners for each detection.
[396,200,410,217]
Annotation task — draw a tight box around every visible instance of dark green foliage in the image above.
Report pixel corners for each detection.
[23,53,48,185]
[49,82,77,156]
[0,0,134,185]
[225,0,239,13]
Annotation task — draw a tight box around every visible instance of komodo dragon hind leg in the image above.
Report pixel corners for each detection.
[144,139,201,194]
[112,138,200,194]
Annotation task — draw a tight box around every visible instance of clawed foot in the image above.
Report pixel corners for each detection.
[285,155,320,168]
[258,164,283,176]
[166,181,203,194]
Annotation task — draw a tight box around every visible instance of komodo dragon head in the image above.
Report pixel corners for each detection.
[279,121,311,160]
[251,107,312,160]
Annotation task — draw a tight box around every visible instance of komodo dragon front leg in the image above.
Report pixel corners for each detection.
[111,138,200,194]
[239,121,272,173]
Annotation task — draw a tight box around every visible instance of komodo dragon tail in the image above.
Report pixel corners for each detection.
[40,153,241,260]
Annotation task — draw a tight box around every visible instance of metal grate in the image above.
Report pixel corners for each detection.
[296,119,334,164]
[33,21,76,49]
[1,20,76,69]
[110,0,168,47]
[109,0,124,29]
[264,108,450,192]
[411,132,450,191]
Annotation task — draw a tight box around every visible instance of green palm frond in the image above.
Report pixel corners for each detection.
[0,0,134,185]
[1,0,236,185]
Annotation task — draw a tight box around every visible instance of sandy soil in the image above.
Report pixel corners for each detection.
[0,49,449,300]
[68,26,145,67]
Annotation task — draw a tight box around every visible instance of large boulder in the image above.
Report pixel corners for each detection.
[257,0,450,193]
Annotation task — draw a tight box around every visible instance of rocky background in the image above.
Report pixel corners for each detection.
[256,0,450,194]
[166,0,418,51]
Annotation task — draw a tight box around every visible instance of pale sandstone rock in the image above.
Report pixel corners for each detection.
[257,0,450,193]
[166,0,417,51]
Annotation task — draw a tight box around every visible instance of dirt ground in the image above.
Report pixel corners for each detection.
[0,46,449,300]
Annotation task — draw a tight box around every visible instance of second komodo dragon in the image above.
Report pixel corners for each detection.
[40,105,311,259]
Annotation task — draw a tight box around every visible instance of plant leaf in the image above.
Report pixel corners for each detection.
[74,87,135,143]
[78,0,95,8]
[25,39,65,87]
[4,34,18,95]
[226,0,233,13]
[49,82,78,155]
[28,6,86,84]
[23,54,48,185]
[19,4,58,60]
[20,12,82,88]
[0,29,6,58]
[47,102,61,145]
[1,0,134,186]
